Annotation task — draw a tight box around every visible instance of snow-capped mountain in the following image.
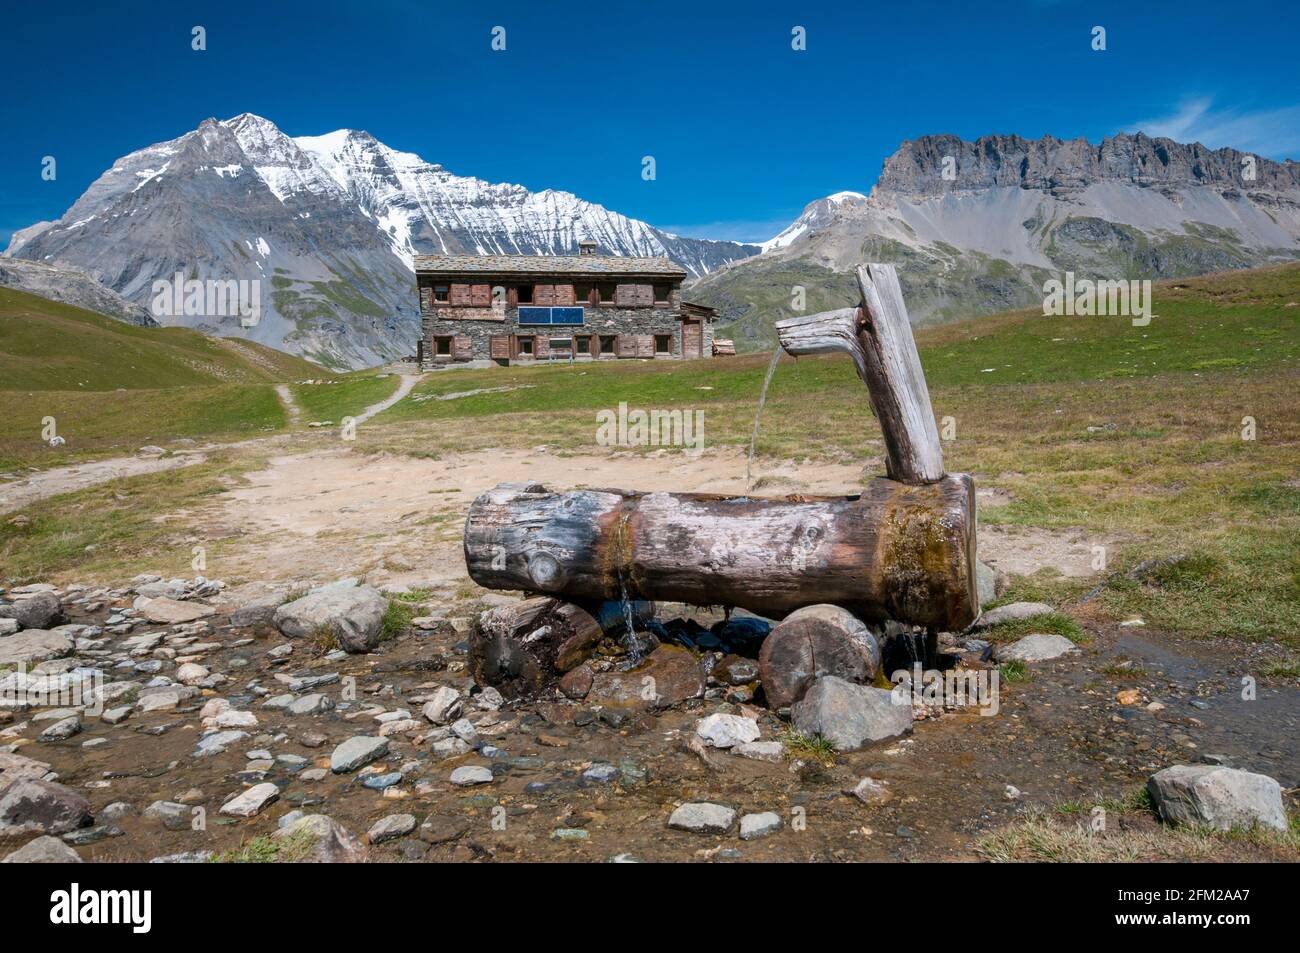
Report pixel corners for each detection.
[6,113,758,368]
[690,132,1300,349]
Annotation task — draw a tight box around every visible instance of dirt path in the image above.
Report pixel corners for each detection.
[274,383,302,426]
[0,452,208,514]
[355,373,421,425]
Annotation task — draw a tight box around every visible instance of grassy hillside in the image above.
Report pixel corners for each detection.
[0,286,319,390]
[0,287,320,469]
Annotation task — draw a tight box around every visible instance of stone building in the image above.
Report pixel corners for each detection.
[414,242,716,367]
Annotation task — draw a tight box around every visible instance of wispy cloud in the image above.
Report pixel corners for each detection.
[1128,97,1300,159]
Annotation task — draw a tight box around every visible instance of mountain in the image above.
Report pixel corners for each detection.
[5,114,758,369]
[687,132,1300,349]
[0,258,156,326]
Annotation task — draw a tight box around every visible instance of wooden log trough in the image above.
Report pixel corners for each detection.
[463,263,978,702]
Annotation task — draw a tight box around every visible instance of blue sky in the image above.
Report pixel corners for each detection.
[2,0,1298,246]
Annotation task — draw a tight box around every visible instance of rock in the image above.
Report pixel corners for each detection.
[193,730,249,757]
[286,693,334,716]
[2,834,83,862]
[143,801,191,830]
[846,777,893,805]
[38,716,81,743]
[137,690,182,712]
[667,802,736,834]
[558,664,594,699]
[695,713,761,749]
[175,663,209,685]
[419,815,470,844]
[0,629,74,667]
[1147,765,1287,832]
[220,783,280,818]
[138,597,215,625]
[714,655,761,686]
[792,676,912,751]
[367,813,416,844]
[0,591,61,630]
[208,709,258,729]
[1116,688,1142,705]
[272,581,387,654]
[735,740,785,763]
[992,633,1079,663]
[230,590,291,628]
[0,777,93,836]
[582,763,619,783]
[421,686,462,724]
[0,619,19,636]
[272,814,369,862]
[587,644,705,710]
[450,765,493,786]
[0,751,52,783]
[739,811,783,840]
[329,736,388,773]
[969,602,1056,630]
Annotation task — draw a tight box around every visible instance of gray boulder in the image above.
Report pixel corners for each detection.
[1147,765,1287,832]
[229,590,291,628]
[0,777,93,837]
[272,814,369,862]
[0,629,73,667]
[993,633,1080,663]
[969,601,1055,630]
[273,581,388,654]
[2,835,83,863]
[329,736,388,773]
[367,813,416,844]
[668,802,736,833]
[792,676,912,751]
[0,591,61,630]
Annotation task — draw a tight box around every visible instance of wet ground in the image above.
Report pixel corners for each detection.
[3,592,1295,863]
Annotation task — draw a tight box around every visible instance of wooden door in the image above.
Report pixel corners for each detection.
[681,319,702,359]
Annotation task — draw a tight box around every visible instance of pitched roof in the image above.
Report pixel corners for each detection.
[413,254,687,278]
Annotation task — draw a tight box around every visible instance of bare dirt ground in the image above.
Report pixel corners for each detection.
[0,452,209,514]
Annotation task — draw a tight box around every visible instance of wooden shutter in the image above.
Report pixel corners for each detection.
[453,336,473,360]
[682,320,702,359]
[419,286,433,313]
[450,283,472,306]
[635,334,654,358]
[489,335,510,360]
[470,284,491,307]
[534,335,551,359]
[616,336,637,358]
[533,284,555,306]
[616,283,653,307]
[552,284,576,306]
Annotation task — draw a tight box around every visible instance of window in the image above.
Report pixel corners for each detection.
[516,284,534,304]
[574,283,592,305]
[575,336,591,355]
[654,334,672,355]
[653,283,672,304]
[596,283,617,304]
[434,336,452,356]
[517,337,534,356]
[549,337,572,353]
[599,335,616,354]
[433,284,450,304]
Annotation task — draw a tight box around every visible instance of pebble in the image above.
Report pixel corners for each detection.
[739,812,782,840]
[449,765,493,786]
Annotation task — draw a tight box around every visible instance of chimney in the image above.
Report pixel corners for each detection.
[578,240,597,256]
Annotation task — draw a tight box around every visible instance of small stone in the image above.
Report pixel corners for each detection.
[101,706,132,725]
[695,712,760,749]
[38,716,82,743]
[582,763,619,783]
[368,813,416,844]
[143,801,191,829]
[450,765,493,786]
[739,811,782,840]
[1116,689,1142,705]
[1147,765,1287,832]
[2,834,83,863]
[138,597,215,625]
[330,736,389,774]
[992,633,1079,663]
[220,782,280,818]
[845,777,893,805]
[272,814,369,863]
[422,686,462,724]
[734,740,785,763]
[667,802,735,833]
[969,602,1056,630]
[286,693,334,716]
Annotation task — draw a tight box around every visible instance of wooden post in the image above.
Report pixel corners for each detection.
[776,263,945,485]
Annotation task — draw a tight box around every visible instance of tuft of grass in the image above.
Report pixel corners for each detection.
[780,728,838,765]
[211,829,318,863]
[999,659,1031,682]
[1100,660,1149,679]
[306,625,339,654]
[381,599,413,641]
[982,612,1086,644]
[1260,659,1300,678]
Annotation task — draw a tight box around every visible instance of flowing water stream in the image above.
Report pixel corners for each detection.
[745,348,784,494]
